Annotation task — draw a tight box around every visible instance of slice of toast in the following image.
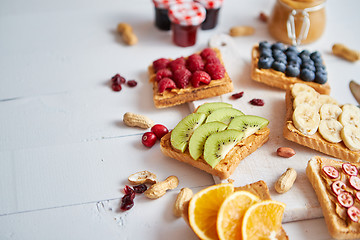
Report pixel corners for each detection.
[283,89,360,163]
[182,181,289,239]
[306,156,360,239]
[251,45,331,94]
[160,127,270,180]
[148,48,233,108]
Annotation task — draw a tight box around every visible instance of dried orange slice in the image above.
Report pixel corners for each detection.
[216,191,260,240]
[242,200,286,240]
[188,183,234,240]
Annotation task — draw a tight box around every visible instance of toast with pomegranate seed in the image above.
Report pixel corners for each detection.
[251,43,331,94]
[306,156,360,239]
[148,48,233,108]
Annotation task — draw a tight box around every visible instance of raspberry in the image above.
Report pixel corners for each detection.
[200,48,217,60]
[156,68,173,82]
[191,71,211,88]
[205,63,225,80]
[186,54,204,73]
[168,57,186,71]
[173,68,191,88]
[205,55,221,65]
[158,77,177,93]
[153,58,170,72]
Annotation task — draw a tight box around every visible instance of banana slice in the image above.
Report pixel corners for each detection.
[293,91,320,110]
[318,119,343,143]
[338,104,360,128]
[291,83,318,98]
[341,125,360,151]
[318,94,339,106]
[293,104,320,135]
[320,104,342,120]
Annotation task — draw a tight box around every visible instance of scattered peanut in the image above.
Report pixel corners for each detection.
[277,147,296,158]
[173,188,193,217]
[227,178,235,184]
[117,22,138,45]
[229,26,255,37]
[332,43,360,62]
[144,175,179,199]
[275,168,297,194]
[128,170,158,185]
[123,112,154,129]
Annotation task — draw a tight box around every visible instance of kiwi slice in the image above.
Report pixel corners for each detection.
[227,115,269,138]
[205,107,244,125]
[170,113,207,152]
[196,102,232,116]
[188,121,228,160]
[203,129,244,168]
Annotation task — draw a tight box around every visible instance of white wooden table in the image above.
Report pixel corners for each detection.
[1,0,359,239]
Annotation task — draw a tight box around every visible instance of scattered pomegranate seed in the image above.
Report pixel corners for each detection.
[133,184,147,193]
[111,83,122,92]
[151,124,169,139]
[120,193,135,211]
[231,91,244,99]
[111,74,126,84]
[142,132,157,147]
[127,80,137,87]
[249,98,265,106]
[124,185,135,198]
[259,12,268,22]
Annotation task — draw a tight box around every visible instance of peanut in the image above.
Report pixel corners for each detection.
[173,188,193,217]
[128,170,158,185]
[229,26,255,37]
[276,147,296,158]
[144,175,179,199]
[123,112,154,129]
[332,43,360,62]
[275,168,297,194]
[117,22,138,46]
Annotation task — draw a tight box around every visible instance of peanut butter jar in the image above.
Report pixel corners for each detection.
[268,0,326,45]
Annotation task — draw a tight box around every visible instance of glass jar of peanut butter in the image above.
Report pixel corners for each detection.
[268,0,326,45]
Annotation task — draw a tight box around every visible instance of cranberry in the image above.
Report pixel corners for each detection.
[158,78,177,93]
[249,98,265,106]
[191,71,211,88]
[124,185,135,199]
[231,92,244,99]
[120,193,135,211]
[133,184,147,193]
[127,80,137,87]
[111,83,122,92]
[151,124,169,139]
[142,132,157,147]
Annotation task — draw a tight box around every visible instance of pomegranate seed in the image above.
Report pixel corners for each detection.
[249,98,264,106]
[142,132,157,147]
[232,91,244,99]
[120,194,134,211]
[111,74,126,84]
[124,185,135,199]
[111,83,122,92]
[151,124,169,139]
[127,80,137,87]
[133,184,147,193]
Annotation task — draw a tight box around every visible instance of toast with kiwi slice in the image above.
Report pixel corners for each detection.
[160,102,270,179]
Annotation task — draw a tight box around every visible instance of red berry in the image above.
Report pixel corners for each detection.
[156,68,173,82]
[120,194,134,211]
[168,57,186,71]
[173,68,191,88]
[153,58,170,72]
[111,83,122,91]
[205,63,225,80]
[232,92,244,99]
[142,132,157,147]
[124,185,135,200]
[127,80,137,87]
[133,184,147,193]
[158,78,177,93]
[111,74,126,84]
[186,54,204,73]
[200,48,217,60]
[191,71,211,88]
[249,98,265,106]
[151,124,169,139]
[170,64,186,73]
[206,55,221,65]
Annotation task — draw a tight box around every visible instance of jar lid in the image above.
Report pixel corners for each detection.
[168,2,206,26]
[195,0,224,9]
[152,0,192,9]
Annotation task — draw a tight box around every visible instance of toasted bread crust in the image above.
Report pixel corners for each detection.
[251,45,331,94]
[148,48,234,108]
[306,156,360,239]
[283,89,360,163]
[160,127,270,180]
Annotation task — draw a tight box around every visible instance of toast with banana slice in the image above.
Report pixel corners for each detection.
[283,83,360,162]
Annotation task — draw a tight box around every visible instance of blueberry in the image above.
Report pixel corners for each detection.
[288,60,301,68]
[300,68,315,82]
[259,41,271,51]
[258,56,274,69]
[315,62,326,71]
[271,60,286,73]
[260,48,272,58]
[285,46,298,54]
[273,49,286,60]
[301,62,316,72]
[299,54,311,63]
[314,71,328,84]
[287,54,302,65]
[271,42,286,51]
[285,64,300,77]
[299,49,311,58]
[310,51,322,61]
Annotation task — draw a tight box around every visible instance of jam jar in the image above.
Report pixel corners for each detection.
[152,0,192,31]
[168,2,206,47]
[195,0,224,30]
[268,0,326,45]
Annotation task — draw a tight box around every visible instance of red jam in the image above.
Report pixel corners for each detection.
[201,8,220,30]
[172,23,199,47]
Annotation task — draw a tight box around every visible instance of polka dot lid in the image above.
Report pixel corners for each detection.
[195,0,224,9]
[152,0,192,9]
[168,2,206,26]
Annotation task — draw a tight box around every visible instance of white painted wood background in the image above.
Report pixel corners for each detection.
[1,0,359,239]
